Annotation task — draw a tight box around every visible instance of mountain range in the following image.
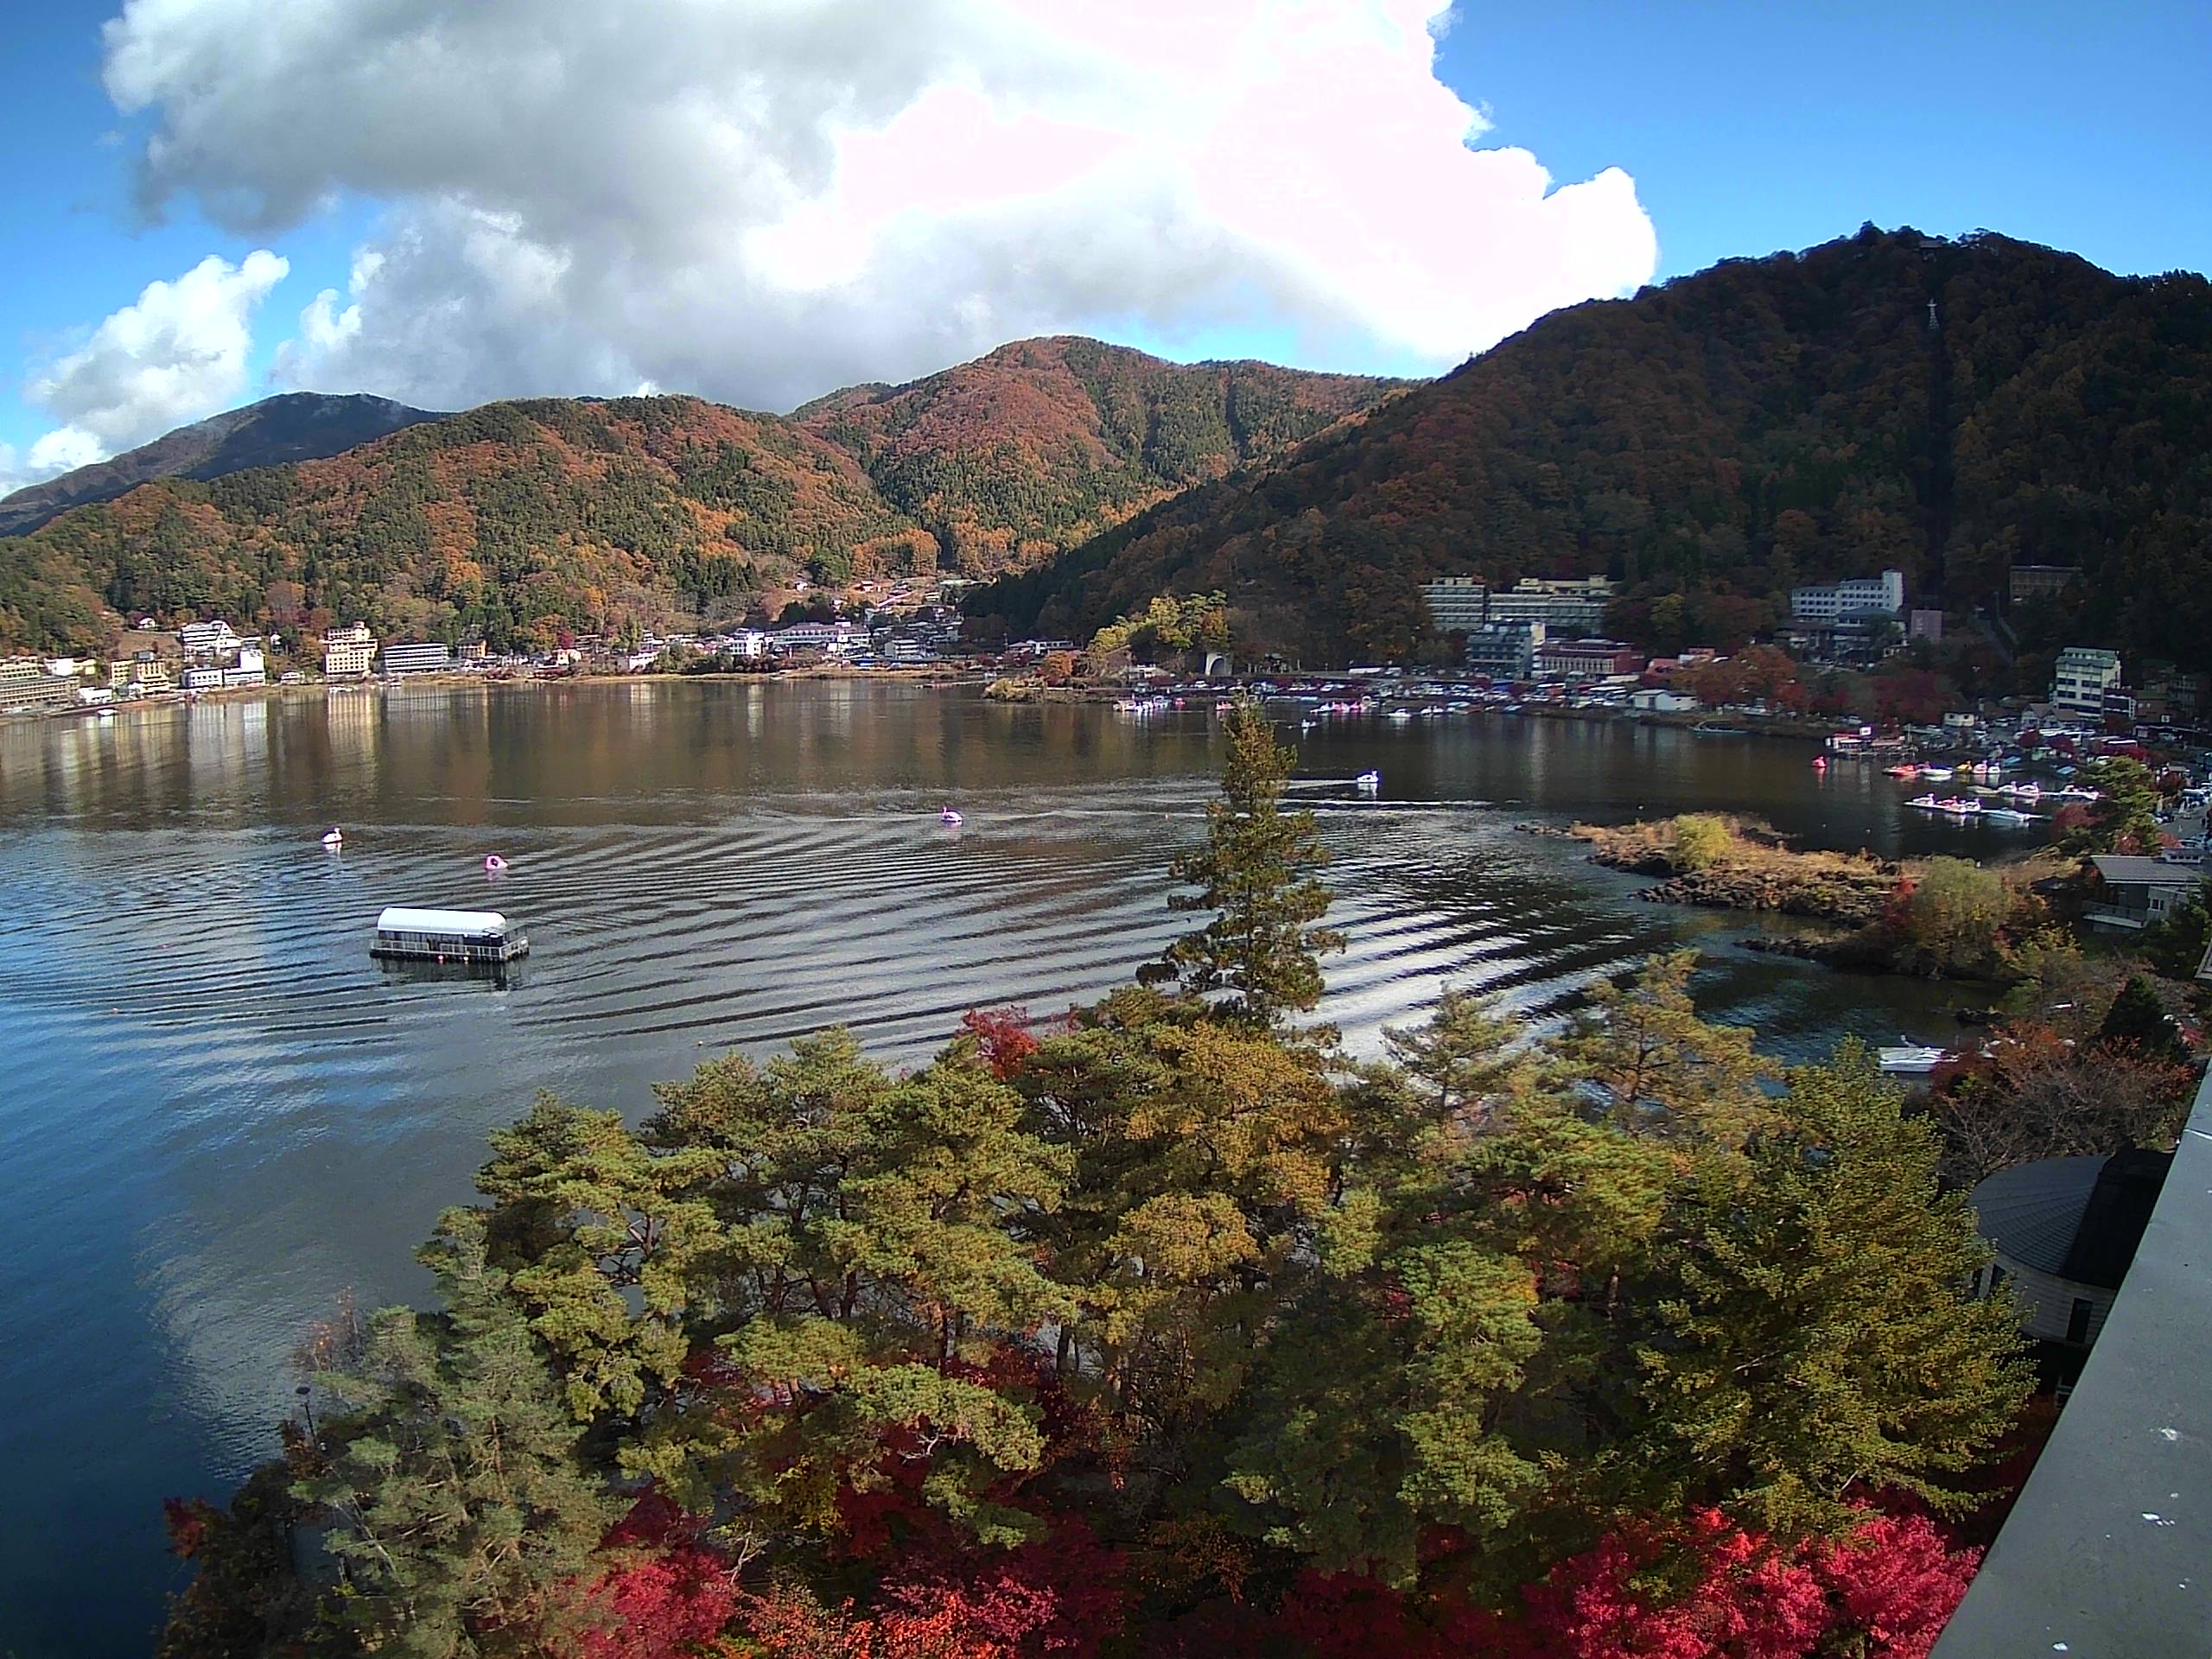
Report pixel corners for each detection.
[6,228,2210,676]
[0,393,442,539]
[0,340,1399,655]
[975,226,2212,676]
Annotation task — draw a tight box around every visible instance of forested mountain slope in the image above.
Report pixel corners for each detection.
[969,228,2212,670]
[0,340,1397,653]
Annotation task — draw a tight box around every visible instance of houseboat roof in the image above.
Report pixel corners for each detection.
[374,906,512,937]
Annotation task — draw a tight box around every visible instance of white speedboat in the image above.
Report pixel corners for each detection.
[1877,1039,1950,1075]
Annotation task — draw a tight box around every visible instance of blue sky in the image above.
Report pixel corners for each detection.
[2,0,2207,479]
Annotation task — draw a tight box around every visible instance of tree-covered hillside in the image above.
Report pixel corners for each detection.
[970,228,2212,670]
[0,340,1397,654]
[801,335,1402,571]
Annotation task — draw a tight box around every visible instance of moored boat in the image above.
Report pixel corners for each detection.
[1877,1039,1950,1075]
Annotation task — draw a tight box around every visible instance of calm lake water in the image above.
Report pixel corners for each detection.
[0,682,2036,1656]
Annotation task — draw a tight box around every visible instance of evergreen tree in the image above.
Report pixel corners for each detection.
[1142,698,1344,1025]
[622,1029,1073,1539]
[1630,1048,2031,1535]
[293,1211,618,1656]
[1548,950,1780,1148]
[474,1095,721,1422]
[2095,974,2188,1062]
[2060,756,2165,857]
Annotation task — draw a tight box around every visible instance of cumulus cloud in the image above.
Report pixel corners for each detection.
[4,250,289,493]
[101,0,1657,411]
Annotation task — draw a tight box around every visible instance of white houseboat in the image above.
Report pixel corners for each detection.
[371,906,530,964]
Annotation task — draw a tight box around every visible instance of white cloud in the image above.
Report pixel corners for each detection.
[100,0,1658,411]
[3,250,289,495]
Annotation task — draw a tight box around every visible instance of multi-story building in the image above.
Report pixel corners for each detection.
[2009,565,2082,606]
[223,643,268,688]
[0,657,77,709]
[1535,638,1645,680]
[322,623,378,680]
[2052,646,2122,716]
[1789,569,1905,624]
[1461,619,1544,678]
[717,629,769,661]
[1420,577,1491,636]
[382,641,454,677]
[179,620,242,662]
[771,621,871,657]
[1485,576,1618,636]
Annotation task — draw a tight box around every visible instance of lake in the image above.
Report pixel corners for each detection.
[0,681,2030,1656]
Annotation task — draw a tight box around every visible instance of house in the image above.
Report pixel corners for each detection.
[321,624,378,681]
[2052,646,2122,717]
[1420,576,1491,636]
[1535,638,1644,680]
[1461,620,1543,678]
[1969,1148,2171,1386]
[1628,688,1700,714]
[2084,855,2200,931]
[1790,569,1904,624]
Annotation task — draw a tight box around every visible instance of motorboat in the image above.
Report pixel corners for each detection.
[321,827,345,847]
[1885,764,1921,779]
[1919,766,1954,781]
[1985,808,2037,825]
[1878,1039,1950,1076]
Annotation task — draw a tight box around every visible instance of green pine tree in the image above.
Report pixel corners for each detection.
[2096,973,2188,1062]
[622,1028,1073,1538]
[1627,1047,2031,1534]
[1548,950,1780,1148]
[2060,756,2166,857]
[1142,697,1344,1026]
[294,1211,617,1656]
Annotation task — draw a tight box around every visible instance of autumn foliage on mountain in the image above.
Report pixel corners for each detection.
[0,338,1396,654]
[157,707,2034,1659]
[971,226,2212,668]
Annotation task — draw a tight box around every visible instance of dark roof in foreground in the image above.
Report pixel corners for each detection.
[1933,1075,2212,1657]
[1969,1148,2171,1287]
